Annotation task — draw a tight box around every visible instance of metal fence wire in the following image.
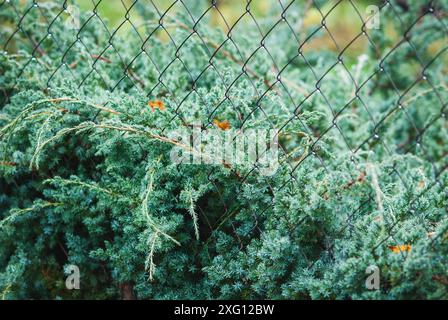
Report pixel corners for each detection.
[1,0,447,282]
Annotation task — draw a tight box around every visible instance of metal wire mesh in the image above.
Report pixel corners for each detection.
[1,0,447,271]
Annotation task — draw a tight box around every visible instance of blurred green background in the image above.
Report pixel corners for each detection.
[73,0,381,27]
[73,0,382,43]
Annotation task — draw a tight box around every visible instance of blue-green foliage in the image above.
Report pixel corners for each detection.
[0,0,447,299]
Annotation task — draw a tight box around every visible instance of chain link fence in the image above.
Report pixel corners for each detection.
[0,0,447,298]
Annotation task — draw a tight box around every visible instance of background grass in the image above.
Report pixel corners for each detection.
[73,0,384,56]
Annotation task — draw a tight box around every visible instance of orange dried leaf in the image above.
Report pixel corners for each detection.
[388,245,412,253]
[427,232,436,239]
[213,119,231,131]
[148,100,165,112]
[223,161,232,169]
